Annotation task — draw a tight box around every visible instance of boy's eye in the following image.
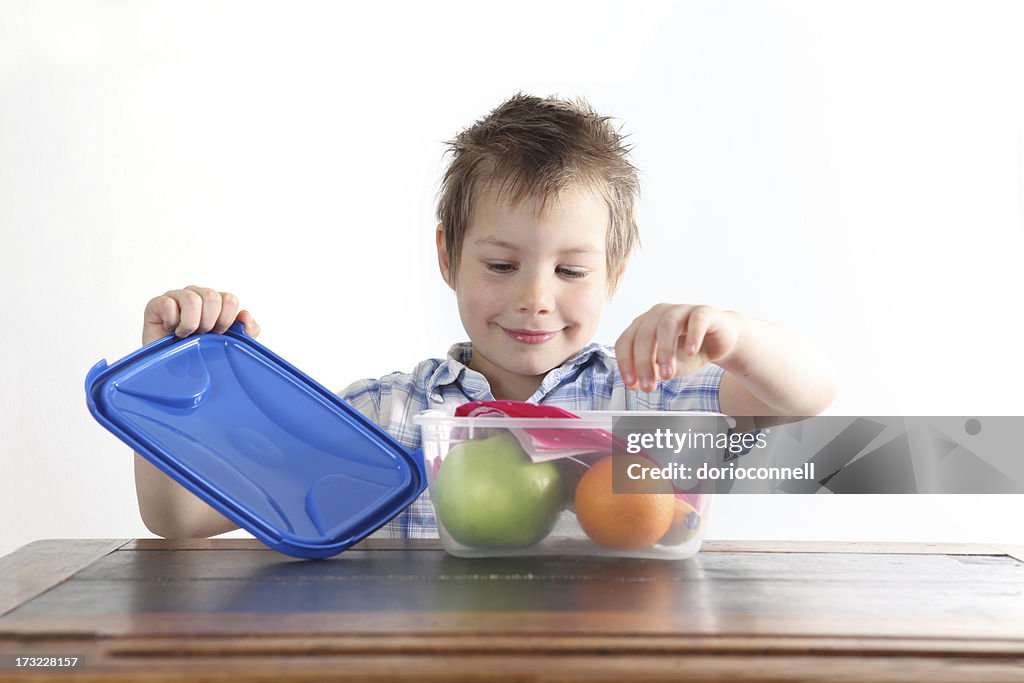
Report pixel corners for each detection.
[484,262,590,279]
[558,267,589,279]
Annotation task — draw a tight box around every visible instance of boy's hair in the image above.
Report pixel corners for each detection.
[437,93,640,293]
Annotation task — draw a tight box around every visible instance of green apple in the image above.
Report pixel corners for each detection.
[432,432,563,548]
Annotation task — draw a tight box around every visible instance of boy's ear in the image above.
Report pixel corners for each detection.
[436,224,454,289]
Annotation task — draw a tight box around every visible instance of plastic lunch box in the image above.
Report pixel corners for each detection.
[85,321,428,559]
[414,409,719,560]
[86,322,719,561]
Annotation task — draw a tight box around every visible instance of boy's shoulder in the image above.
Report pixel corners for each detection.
[340,356,447,399]
[336,353,449,434]
[338,343,471,402]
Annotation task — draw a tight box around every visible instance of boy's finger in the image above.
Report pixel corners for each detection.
[165,288,204,338]
[211,292,240,334]
[632,316,660,392]
[142,295,181,344]
[237,309,261,338]
[183,285,223,335]
[655,307,689,379]
[143,295,179,330]
[683,306,714,356]
[614,319,641,388]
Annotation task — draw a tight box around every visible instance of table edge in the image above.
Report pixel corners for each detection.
[118,538,1022,559]
[0,539,130,617]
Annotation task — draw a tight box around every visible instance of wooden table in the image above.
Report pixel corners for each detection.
[1,539,1022,681]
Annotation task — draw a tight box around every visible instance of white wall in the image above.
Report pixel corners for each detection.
[2,0,1023,559]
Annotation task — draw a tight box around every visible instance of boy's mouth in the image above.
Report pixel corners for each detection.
[501,327,561,345]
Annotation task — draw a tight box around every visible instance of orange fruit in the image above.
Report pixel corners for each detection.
[574,456,675,550]
[657,497,703,546]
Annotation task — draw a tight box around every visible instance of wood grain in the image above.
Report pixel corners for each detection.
[2,540,1022,682]
[119,538,1019,555]
[2,649,1024,682]
[701,539,1015,555]
[0,539,127,617]
[122,537,442,552]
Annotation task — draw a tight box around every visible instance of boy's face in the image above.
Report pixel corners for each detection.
[438,184,614,400]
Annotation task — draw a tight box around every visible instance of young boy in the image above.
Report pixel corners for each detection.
[134,93,837,539]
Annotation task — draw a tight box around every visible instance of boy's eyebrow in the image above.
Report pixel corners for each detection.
[473,236,602,255]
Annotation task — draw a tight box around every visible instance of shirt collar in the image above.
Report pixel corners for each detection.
[424,342,481,403]
[426,341,613,402]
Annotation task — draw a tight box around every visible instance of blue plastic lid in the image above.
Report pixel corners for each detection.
[85,321,427,559]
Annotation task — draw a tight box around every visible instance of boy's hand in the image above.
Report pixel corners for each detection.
[142,285,260,346]
[615,304,742,393]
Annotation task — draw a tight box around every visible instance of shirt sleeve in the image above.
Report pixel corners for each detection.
[659,363,726,413]
[337,375,438,540]
[338,378,383,427]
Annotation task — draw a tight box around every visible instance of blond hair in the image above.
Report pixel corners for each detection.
[437,93,640,293]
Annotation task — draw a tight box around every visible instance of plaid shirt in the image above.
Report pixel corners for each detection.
[339,342,725,539]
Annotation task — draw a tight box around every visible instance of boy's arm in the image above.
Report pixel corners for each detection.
[616,305,837,418]
[134,452,240,538]
[134,378,379,539]
[715,314,837,417]
[134,285,258,538]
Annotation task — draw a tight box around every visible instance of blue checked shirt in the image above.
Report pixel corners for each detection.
[339,342,725,539]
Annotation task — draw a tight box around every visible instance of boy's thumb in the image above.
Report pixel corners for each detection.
[237,310,261,338]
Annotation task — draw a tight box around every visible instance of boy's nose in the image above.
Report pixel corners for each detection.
[514,274,555,315]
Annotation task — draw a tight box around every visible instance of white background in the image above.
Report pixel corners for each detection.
[2,0,1023,559]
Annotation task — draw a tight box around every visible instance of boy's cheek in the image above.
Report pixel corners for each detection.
[571,296,607,339]
[456,287,497,328]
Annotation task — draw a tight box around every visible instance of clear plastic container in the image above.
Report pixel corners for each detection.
[413,409,727,560]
